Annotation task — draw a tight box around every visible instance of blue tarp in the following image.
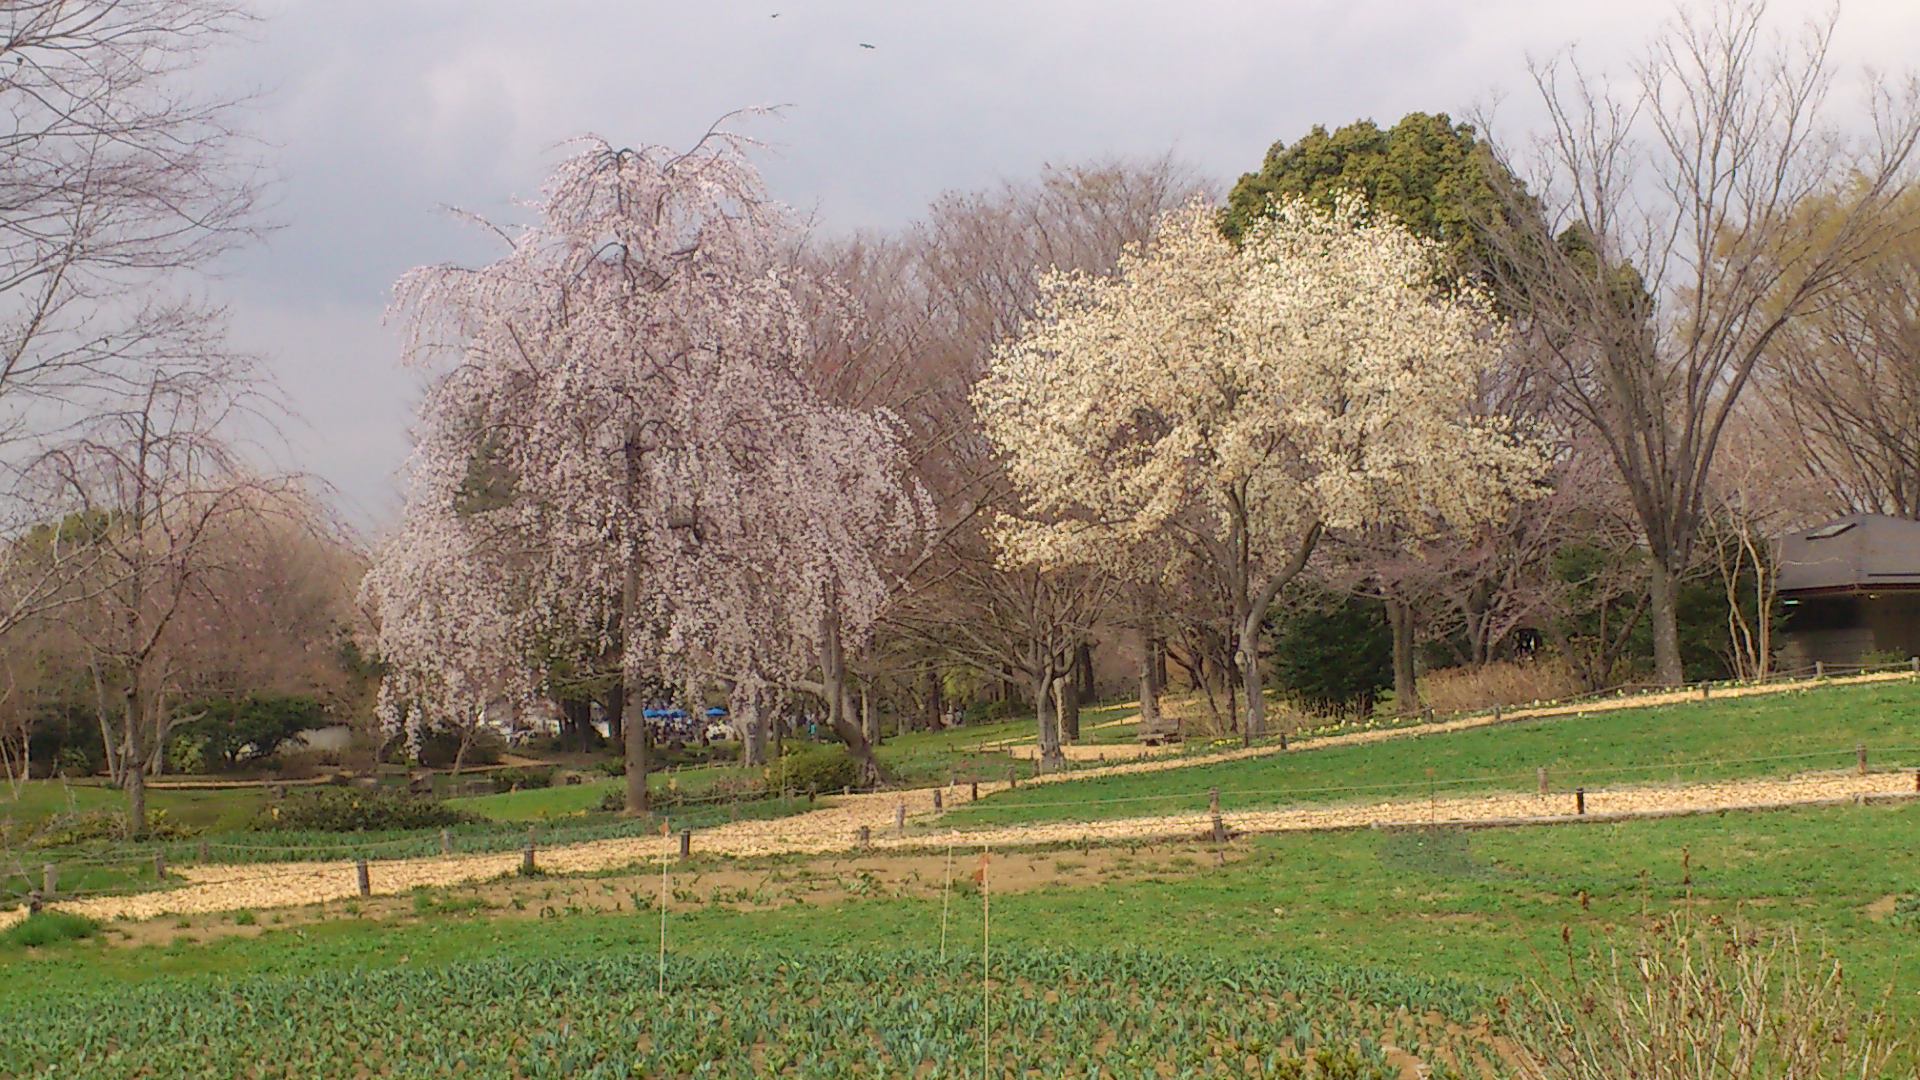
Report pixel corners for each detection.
[705,707,727,717]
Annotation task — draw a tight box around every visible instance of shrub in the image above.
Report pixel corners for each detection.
[765,747,861,797]
[0,911,100,950]
[169,695,329,771]
[1511,913,1899,1079]
[489,766,556,794]
[1418,657,1585,715]
[27,808,193,848]
[254,788,477,832]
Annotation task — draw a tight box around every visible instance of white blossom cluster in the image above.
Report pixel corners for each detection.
[976,196,1542,579]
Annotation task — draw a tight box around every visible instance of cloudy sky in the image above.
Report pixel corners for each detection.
[199,0,1920,532]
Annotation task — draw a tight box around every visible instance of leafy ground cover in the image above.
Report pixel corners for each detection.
[0,950,1495,1078]
[943,680,1920,827]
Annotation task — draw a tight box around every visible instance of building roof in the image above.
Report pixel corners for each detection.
[1776,513,1920,594]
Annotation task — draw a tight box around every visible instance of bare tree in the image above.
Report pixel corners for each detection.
[868,159,1208,737]
[39,363,302,835]
[1762,190,1920,519]
[0,0,260,430]
[1482,0,1920,684]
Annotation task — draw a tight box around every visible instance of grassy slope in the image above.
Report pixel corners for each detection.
[943,679,1920,827]
[4,800,1915,1034]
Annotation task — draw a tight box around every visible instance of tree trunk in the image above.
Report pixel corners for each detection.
[1648,558,1684,686]
[769,692,784,762]
[121,685,148,837]
[1386,598,1419,715]
[737,684,768,767]
[1075,642,1095,699]
[1033,669,1064,772]
[923,669,943,733]
[860,682,879,747]
[451,732,471,777]
[1059,670,1081,742]
[820,606,882,782]
[1238,640,1263,742]
[602,689,624,744]
[124,761,146,841]
[1138,627,1165,735]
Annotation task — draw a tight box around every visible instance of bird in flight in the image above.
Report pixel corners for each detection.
[859,42,876,49]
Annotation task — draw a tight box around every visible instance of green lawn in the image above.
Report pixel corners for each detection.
[942,679,1920,827]
[2,799,1914,1075]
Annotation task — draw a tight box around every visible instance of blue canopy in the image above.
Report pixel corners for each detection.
[705,707,727,718]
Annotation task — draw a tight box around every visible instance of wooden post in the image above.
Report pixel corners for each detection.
[1537,767,1549,795]
[440,828,452,856]
[1208,787,1220,815]
[678,829,691,860]
[197,839,210,862]
[895,803,907,835]
[1701,683,1711,700]
[808,786,816,805]
[41,863,56,899]
[1007,765,1017,790]
[522,829,536,876]
[970,779,979,801]
[1910,656,1918,676]
[1574,788,1586,816]
[842,785,850,797]
[1857,744,1868,775]
[1279,731,1287,750]
[933,789,944,811]
[153,851,167,881]
[355,858,370,897]
[858,825,871,849]
[1816,660,1826,678]
[1493,704,1503,723]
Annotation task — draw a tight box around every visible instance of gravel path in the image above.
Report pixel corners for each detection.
[11,767,1912,930]
[6,670,1910,931]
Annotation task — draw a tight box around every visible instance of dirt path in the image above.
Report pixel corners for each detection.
[12,766,1913,931]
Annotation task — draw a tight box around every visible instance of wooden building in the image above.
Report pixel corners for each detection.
[1777,514,1920,671]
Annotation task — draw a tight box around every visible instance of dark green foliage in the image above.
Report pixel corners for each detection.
[0,911,99,950]
[764,746,861,796]
[413,726,504,769]
[963,698,1015,724]
[254,788,477,833]
[170,696,328,771]
[1269,593,1393,715]
[488,766,556,794]
[23,700,103,777]
[1222,112,1525,286]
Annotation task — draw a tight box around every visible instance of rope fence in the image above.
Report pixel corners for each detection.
[6,737,1918,917]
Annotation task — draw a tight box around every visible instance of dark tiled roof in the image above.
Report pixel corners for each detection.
[1776,513,1920,593]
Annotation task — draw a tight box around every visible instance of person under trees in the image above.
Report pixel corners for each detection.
[976,197,1543,741]
[381,127,929,810]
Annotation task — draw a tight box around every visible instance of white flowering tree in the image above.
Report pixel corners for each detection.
[385,130,926,807]
[977,198,1541,738]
